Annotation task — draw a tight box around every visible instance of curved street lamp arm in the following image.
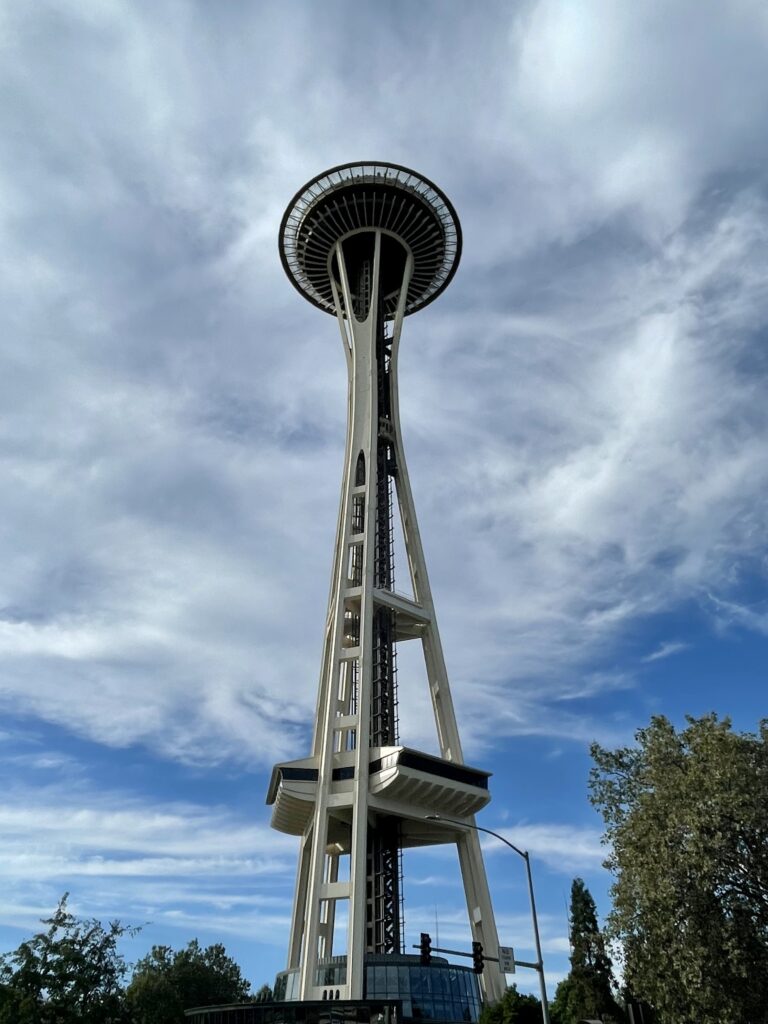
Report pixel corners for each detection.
[426,814,528,860]
[424,813,551,1024]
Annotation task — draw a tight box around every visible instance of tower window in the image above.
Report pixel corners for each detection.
[355,451,366,486]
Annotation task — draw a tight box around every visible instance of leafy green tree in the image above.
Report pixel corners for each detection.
[549,878,623,1023]
[0,894,135,1024]
[479,983,541,1024]
[127,939,251,1023]
[590,714,768,1024]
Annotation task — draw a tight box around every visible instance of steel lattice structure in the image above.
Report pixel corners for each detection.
[268,162,506,1006]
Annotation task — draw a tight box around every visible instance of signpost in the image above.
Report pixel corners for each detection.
[498,946,515,974]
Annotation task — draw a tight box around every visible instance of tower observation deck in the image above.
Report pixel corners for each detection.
[266,163,506,1017]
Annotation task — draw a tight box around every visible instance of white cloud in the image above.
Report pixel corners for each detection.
[0,778,296,942]
[707,594,768,636]
[480,824,604,873]
[0,0,766,771]
[642,640,689,663]
[1,6,765,993]
[401,185,768,747]
[510,0,768,238]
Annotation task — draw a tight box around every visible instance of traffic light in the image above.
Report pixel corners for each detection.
[472,940,484,974]
[419,932,432,966]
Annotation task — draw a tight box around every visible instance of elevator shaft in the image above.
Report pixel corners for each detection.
[355,254,402,953]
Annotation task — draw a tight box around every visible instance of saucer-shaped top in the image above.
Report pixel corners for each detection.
[279,162,462,318]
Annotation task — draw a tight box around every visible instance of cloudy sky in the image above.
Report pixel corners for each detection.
[2,0,767,998]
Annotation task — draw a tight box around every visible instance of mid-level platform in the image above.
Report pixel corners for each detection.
[267,746,491,839]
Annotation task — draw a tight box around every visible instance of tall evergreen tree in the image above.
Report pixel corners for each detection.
[550,878,622,1023]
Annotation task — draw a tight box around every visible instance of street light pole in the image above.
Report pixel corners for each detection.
[425,814,551,1024]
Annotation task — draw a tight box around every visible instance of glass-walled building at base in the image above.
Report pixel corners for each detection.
[185,999,399,1024]
[273,955,482,1024]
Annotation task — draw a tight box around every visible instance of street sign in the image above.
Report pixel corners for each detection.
[498,945,515,973]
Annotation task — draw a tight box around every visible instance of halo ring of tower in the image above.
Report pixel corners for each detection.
[279,161,462,318]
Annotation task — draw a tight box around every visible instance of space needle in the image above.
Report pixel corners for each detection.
[264,163,508,1017]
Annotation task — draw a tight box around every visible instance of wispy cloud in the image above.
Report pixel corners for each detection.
[480,824,604,873]
[707,594,768,636]
[0,775,296,943]
[0,1,766,769]
[1,0,766,994]
[642,640,690,663]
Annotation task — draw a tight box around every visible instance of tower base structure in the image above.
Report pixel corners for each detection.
[275,954,483,1022]
[185,999,401,1024]
[185,956,482,1024]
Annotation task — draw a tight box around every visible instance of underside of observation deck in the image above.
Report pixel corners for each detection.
[279,162,462,318]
